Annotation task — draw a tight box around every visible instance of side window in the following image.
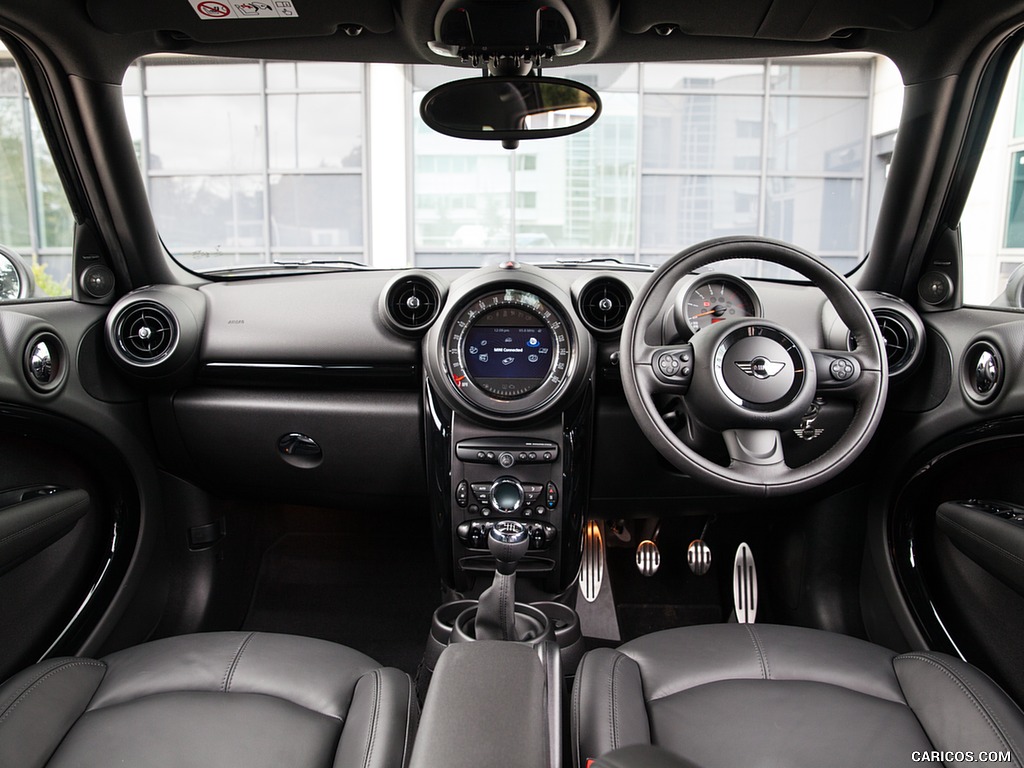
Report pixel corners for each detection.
[0,41,74,301]
[962,46,1024,308]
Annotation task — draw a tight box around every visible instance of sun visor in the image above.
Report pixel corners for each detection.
[85,0,394,42]
[620,0,933,41]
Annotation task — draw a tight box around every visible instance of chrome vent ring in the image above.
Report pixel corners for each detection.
[113,301,178,366]
[849,308,917,375]
[385,275,441,331]
[578,277,631,333]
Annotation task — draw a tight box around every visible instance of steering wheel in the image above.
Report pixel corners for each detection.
[620,236,887,496]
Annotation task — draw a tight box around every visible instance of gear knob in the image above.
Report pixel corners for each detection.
[488,520,529,575]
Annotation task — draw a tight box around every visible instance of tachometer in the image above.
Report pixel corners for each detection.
[678,275,761,335]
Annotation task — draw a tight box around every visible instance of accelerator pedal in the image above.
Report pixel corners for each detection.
[732,542,758,624]
[579,520,605,603]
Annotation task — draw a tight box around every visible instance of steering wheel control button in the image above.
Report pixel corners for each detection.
[813,353,861,389]
[658,353,680,376]
[829,358,855,381]
[653,345,695,389]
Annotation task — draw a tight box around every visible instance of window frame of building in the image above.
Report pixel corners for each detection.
[409,56,878,272]
[125,56,369,271]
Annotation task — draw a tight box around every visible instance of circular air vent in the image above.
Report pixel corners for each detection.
[23,331,67,394]
[849,309,917,376]
[578,278,631,334]
[112,301,178,367]
[384,275,442,333]
[961,340,1003,405]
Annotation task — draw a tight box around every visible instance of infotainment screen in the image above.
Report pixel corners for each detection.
[463,307,554,396]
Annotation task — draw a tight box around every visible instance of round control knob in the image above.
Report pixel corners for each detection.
[489,476,524,514]
[498,451,515,468]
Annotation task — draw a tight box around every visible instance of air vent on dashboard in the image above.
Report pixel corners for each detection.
[112,301,178,366]
[849,309,917,376]
[384,275,442,332]
[578,278,631,333]
[961,340,1003,405]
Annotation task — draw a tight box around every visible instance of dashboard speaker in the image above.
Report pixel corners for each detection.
[918,270,953,306]
[80,264,115,299]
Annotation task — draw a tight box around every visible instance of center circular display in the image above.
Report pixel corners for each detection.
[444,288,573,415]
[462,305,553,397]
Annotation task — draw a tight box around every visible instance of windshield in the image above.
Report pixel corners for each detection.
[121,54,902,277]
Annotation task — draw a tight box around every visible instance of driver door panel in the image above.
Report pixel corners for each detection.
[0,429,108,682]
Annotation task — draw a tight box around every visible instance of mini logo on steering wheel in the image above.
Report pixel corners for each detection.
[735,356,785,379]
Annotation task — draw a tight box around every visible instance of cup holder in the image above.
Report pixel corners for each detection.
[425,599,583,675]
[532,601,584,675]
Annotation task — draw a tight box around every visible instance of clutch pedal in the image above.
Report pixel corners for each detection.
[579,520,605,603]
[732,542,758,624]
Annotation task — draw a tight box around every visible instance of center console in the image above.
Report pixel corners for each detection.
[421,263,596,595]
[411,263,599,768]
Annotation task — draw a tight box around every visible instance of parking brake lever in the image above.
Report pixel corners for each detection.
[474,520,529,641]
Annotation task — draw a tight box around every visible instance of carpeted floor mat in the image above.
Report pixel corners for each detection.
[242,531,440,675]
[616,603,723,642]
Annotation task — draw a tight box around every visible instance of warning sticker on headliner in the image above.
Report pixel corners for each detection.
[188,0,299,20]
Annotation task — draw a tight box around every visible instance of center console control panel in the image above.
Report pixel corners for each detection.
[455,437,559,467]
[450,424,565,580]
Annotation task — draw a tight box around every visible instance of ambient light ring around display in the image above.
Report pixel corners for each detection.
[444,288,574,416]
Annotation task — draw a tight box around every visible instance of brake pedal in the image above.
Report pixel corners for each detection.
[732,542,758,624]
[579,520,605,603]
[635,539,661,576]
[687,539,712,576]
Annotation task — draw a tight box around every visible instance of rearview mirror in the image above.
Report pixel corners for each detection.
[420,76,601,147]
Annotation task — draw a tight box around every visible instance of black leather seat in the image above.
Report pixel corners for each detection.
[0,631,416,768]
[572,623,1024,768]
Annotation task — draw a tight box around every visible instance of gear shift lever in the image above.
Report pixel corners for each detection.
[474,520,529,641]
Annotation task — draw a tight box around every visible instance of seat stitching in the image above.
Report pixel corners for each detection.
[222,632,256,693]
[609,653,625,751]
[0,660,105,727]
[361,669,382,768]
[499,577,509,639]
[744,624,770,680]
[572,653,586,768]
[896,654,1023,765]
[0,496,90,549]
[0,659,79,714]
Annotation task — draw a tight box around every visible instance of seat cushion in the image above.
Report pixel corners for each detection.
[0,631,416,768]
[572,623,1024,768]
